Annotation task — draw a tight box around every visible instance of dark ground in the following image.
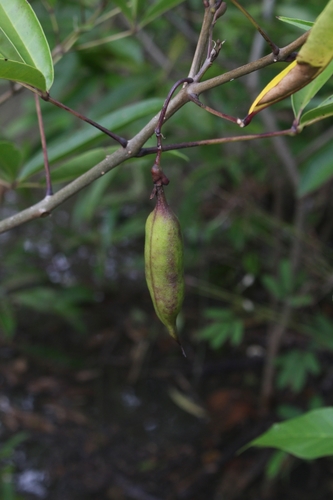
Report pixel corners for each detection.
[1,284,333,500]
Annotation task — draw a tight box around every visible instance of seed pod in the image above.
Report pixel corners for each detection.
[145,186,185,351]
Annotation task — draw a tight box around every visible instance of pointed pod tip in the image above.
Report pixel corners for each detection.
[176,340,187,358]
[167,326,186,357]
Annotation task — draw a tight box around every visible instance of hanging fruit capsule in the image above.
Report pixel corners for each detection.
[145,186,185,354]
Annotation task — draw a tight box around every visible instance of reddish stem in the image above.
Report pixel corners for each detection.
[35,94,53,196]
[41,92,128,148]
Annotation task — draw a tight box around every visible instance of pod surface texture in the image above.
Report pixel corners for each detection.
[145,188,184,343]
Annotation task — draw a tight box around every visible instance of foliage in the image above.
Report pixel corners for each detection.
[0,433,28,500]
[249,408,333,459]
[0,0,333,479]
[197,308,244,349]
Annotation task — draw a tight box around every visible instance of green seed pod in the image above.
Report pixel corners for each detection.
[145,186,185,350]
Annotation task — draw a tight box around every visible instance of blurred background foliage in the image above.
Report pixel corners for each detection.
[1,0,333,392]
[1,0,333,497]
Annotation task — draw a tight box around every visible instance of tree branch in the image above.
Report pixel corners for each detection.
[0,86,190,234]
[190,30,309,95]
[0,32,309,234]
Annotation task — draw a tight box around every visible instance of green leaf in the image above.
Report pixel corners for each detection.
[265,450,288,480]
[247,2,333,118]
[0,0,54,90]
[299,95,333,129]
[140,0,186,28]
[305,314,333,350]
[0,140,22,183]
[277,16,313,31]
[287,294,313,307]
[279,259,293,296]
[0,432,29,460]
[204,308,233,321]
[276,350,320,393]
[0,59,46,89]
[292,60,333,119]
[248,408,333,459]
[0,299,16,338]
[72,170,118,223]
[111,0,133,21]
[230,320,244,346]
[297,0,333,70]
[13,286,93,333]
[197,322,222,341]
[298,142,333,197]
[262,275,282,300]
[18,98,164,181]
[49,147,117,184]
[210,324,231,349]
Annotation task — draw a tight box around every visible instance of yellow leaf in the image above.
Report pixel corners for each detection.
[245,0,333,122]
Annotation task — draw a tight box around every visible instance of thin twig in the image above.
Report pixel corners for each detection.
[0,34,310,234]
[188,93,239,124]
[188,1,216,78]
[75,29,132,50]
[230,0,279,55]
[34,94,53,196]
[191,30,309,95]
[152,77,194,187]
[41,93,128,148]
[137,127,296,156]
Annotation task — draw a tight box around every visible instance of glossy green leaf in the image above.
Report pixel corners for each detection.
[277,16,313,31]
[0,59,46,89]
[140,0,186,27]
[0,140,22,183]
[297,142,333,197]
[18,98,164,181]
[299,95,333,129]
[292,60,333,119]
[0,0,54,90]
[248,408,333,459]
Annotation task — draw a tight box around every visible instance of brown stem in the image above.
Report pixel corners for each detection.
[155,77,194,140]
[191,31,309,96]
[260,200,306,410]
[137,127,297,157]
[188,3,215,79]
[188,93,239,124]
[0,33,310,234]
[40,93,128,148]
[152,77,194,186]
[230,0,279,55]
[34,94,53,196]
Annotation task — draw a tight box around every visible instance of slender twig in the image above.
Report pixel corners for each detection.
[243,0,303,410]
[152,77,194,189]
[260,200,306,409]
[0,34,310,234]
[188,93,239,124]
[137,127,297,156]
[155,78,194,139]
[191,30,309,95]
[34,94,53,196]
[230,0,279,55]
[0,83,23,106]
[76,30,132,51]
[40,93,128,148]
[188,1,216,79]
